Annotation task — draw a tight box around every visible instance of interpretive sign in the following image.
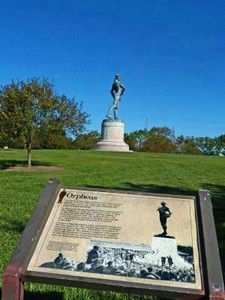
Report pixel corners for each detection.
[28,186,202,289]
[2,179,225,300]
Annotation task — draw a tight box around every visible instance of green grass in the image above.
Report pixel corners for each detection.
[0,149,225,299]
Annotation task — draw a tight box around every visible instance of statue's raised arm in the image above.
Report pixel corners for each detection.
[106,74,125,120]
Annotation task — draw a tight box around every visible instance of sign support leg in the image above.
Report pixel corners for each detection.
[2,264,24,300]
[198,190,225,300]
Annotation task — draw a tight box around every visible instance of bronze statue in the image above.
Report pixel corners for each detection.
[106,74,125,120]
[157,202,172,236]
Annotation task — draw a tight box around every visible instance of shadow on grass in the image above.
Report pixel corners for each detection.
[201,183,225,262]
[122,182,196,196]
[0,288,64,300]
[0,159,53,170]
[201,183,225,210]
[24,291,64,300]
[84,182,197,197]
[0,217,26,234]
[0,287,156,300]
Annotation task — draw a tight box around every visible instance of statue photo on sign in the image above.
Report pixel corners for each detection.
[106,74,125,120]
[157,201,172,236]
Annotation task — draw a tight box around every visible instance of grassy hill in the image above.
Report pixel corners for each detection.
[0,149,224,299]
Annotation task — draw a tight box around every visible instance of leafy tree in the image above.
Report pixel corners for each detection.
[74,131,101,150]
[142,127,175,153]
[217,135,225,155]
[196,137,218,155]
[174,135,200,154]
[149,126,175,140]
[0,78,90,166]
[124,133,137,151]
[125,129,150,151]
[124,127,176,152]
[181,137,200,154]
[33,129,75,149]
[142,134,176,153]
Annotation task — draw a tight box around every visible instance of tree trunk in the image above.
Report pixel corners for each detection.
[27,143,32,168]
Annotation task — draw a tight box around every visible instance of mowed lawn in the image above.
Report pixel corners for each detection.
[0,149,225,299]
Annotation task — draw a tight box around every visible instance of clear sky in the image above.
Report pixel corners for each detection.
[1,0,225,137]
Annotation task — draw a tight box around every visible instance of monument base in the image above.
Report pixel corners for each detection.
[144,236,193,269]
[94,119,130,152]
[151,235,177,257]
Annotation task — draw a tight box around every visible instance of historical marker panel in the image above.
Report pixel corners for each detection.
[27,188,202,290]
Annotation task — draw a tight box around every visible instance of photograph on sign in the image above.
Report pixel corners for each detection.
[27,189,202,290]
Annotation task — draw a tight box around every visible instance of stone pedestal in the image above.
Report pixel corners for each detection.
[144,236,193,269]
[94,119,129,152]
[151,236,177,257]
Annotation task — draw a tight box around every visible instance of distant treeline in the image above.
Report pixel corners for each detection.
[72,127,225,155]
[3,127,224,156]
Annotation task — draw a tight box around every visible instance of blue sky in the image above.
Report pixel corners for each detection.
[1,0,225,137]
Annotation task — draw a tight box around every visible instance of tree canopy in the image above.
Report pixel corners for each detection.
[0,78,90,166]
[74,131,101,150]
[124,128,225,155]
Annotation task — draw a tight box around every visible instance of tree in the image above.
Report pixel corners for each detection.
[125,129,149,151]
[142,127,176,153]
[0,78,90,167]
[149,126,175,140]
[142,134,176,153]
[124,127,176,152]
[217,135,225,155]
[181,137,200,154]
[74,131,101,150]
[124,133,137,151]
[196,137,218,155]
